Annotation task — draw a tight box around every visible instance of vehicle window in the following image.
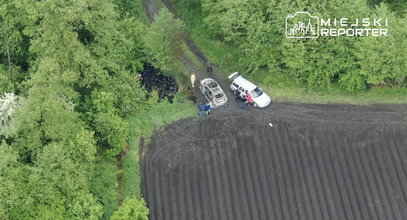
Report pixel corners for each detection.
[232,83,239,88]
[208,82,218,88]
[215,93,224,98]
[251,87,264,98]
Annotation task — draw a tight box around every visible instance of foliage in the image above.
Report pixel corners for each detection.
[111,198,149,220]
[0,67,13,94]
[0,0,150,218]
[354,4,407,88]
[144,8,185,72]
[112,0,149,23]
[0,0,31,87]
[94,113,129,157]
[0,93,22,138]
[91,154,119,220]
[124,98,196,199]
[0,143,26,219]
[177,0,407,91]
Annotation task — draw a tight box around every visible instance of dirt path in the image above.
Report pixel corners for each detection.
[141,1,407,220]
[143,0,237,112]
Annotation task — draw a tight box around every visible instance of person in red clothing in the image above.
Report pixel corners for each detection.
[246,90,254,106]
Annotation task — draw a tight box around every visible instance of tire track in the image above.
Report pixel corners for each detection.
[143,104,407,220]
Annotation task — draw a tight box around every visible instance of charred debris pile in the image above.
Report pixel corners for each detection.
[139,63,178,103]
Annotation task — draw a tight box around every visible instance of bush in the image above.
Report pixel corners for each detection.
[111,198,149,220]
[91,155,119,220]
[94,113,129,156]
[143,8,185,72]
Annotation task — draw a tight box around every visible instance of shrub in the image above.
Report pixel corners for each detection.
[94,113,129,156]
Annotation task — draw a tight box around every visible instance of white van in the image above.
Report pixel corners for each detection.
[228,72,271,108]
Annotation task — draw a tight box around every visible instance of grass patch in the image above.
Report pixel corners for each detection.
[263,83,407,105]
[243,70,407,105]
[123,96,196,199]
[91,154,119,220]
[182,42,201,67]
[178,7,242,73]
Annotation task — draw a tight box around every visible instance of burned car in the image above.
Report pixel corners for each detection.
[199,78,228,108]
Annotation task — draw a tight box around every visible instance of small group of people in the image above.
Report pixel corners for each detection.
[234,89,253,109]
[197,102,212,116]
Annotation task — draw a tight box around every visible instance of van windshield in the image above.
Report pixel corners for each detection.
[251,87,263,98]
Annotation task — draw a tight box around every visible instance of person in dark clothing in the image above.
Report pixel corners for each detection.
[204,103,212,115]
[233,89,240,102]
[206,61,213,73]
[197,103,204,116]
[240,93,247,109]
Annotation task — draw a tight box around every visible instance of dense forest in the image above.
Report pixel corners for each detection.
[176,0,407,91]
[0,0,158,218]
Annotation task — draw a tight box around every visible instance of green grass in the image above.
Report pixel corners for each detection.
[262,83,407,105]
[91,154,119,220]
[182,42,201,67]
[243,70,407,105]
[179,7,242,73]
[123,96,196,199]
[90,98,195,219]
[175,3,407,105]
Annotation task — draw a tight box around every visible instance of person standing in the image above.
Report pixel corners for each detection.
[240,92,247,109]
[234,89,240,102]
[197,102,204,116]
[204,103,212,115]
[246,90,253,106]
[206,61,213,73]
[191,73,196,88]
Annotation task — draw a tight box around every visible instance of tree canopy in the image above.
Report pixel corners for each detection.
[0,0,150,218]
[179,0,407,91]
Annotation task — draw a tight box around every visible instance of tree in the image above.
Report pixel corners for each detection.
[354,3,407,88]
[0,143,27,219]
[0,92,22,138]
[94,113,129,156]
[0,0,31,85]
[111,198,149,220]
[144,8,185,72]
[1,0,150,218]
[0,66,13,94]
[25,139,101,219]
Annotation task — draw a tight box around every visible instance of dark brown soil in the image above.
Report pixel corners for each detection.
[141,1,407,220]
[143,103,407,220]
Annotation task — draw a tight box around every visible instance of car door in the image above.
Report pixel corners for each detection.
[230,82,239,91]
[204,86,212,102]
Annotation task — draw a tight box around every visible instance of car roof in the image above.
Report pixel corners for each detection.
[233,75,257,91]
[201,78,224,94]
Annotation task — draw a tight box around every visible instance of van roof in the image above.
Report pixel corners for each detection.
[233,75,257,92]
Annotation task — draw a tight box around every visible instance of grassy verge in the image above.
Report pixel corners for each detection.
[176,3,407,105]
[91,97,195,219]
[123,96,196,199]
[91,154,119,220]
[179,7,242,73]
[261,83,407,105]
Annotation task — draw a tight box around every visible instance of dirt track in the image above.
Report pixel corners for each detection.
[141,1,407,219]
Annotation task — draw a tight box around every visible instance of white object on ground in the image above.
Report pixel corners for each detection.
[269,123,273,127]
[191,73,196,88]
